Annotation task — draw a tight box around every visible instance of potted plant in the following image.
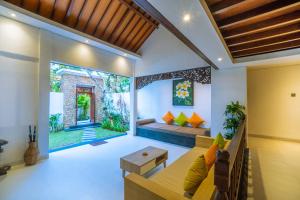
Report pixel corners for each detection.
[223,101,245,139]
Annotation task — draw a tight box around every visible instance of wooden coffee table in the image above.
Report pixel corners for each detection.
[120,146,168,177]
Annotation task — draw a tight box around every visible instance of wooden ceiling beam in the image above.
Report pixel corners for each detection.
[222,11,300,39]
[119,0,158,28]
[230,32,300,52]
[226,23,300,46]
[210,0,245,14]
[133,0,219,69]
[232,38,300,58]
[132,25,155,52]
[218,0,300,30]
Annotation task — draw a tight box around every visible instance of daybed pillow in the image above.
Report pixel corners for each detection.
[162,111,174,125]
[204,144,218,170]
[187,112,205,128]
[174,112,188,126]
[183,155,208,195]
[213,132,225,149]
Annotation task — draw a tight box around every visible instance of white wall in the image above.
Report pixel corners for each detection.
[137,80,211,127]
[49,92,64,115]
[135,26,208,76]
[248,65,300,141]
[211,67,247,137]
[0,16,135,164]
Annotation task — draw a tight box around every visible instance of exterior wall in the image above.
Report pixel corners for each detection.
[61,74,103,127]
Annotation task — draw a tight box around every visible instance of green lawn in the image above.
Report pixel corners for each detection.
[49,127,125,151]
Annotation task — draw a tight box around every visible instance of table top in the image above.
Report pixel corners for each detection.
[121,146,168,167]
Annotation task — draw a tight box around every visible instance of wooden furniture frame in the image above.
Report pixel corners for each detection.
[214,120,247,200]
[120,146,168,177]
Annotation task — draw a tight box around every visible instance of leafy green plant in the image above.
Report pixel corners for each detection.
[77,94,90,120]
[101,113,129,132]
[223,101,245,139]
[49,113,64,132]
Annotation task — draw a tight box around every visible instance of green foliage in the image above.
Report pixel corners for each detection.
[77,94,90,120]
[101,113,129,132]
[223,101,245,139]
[49,113,64,132]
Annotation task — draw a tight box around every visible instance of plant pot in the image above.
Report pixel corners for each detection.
[24,142,39,166]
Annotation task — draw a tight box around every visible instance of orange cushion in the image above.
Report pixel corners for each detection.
[204,144,218,170]
[162,111,174,125]
[187,112,205,128]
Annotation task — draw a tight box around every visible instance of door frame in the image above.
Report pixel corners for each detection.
[75,85,95,125]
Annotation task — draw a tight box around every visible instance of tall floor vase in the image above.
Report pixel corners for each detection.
[24,142,39,166]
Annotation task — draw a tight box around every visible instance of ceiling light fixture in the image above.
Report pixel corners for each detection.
[10,13,16,17]
[218,57,223,62]
[183,14,191,22]
[85,39,89,43]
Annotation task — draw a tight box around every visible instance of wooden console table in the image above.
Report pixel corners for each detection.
[120,146,168,177]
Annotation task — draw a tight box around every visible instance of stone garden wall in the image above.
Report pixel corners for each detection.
[61,74,103,127]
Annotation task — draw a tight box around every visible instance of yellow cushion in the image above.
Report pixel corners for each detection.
[204,144,218,170]
[213,132,225,149]
[174,112,188,126]
[187,112,205,128]
[183,155,208,195]
[162,111,174,125]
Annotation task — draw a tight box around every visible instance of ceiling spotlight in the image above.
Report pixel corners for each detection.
[183,14,191,22]
[218,57,223,62]
[123,53,128,57]
[85,39,89,43]
[10,13,16,17]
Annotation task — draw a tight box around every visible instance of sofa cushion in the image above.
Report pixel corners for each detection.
[162,111,175,125]
[150,147,207,195]
[183,155,208,195]
[174,112,188,126]
[204,144,218,170]
[187,112,205,128]
[213,132,225,149]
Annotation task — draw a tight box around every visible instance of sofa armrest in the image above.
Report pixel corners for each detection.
[136,118,156,126]
[125,173,187,200]
[195,136,214,148]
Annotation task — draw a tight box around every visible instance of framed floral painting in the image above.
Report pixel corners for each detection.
[173,79,194,106]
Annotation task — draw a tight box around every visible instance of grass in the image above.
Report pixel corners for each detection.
[49,127,125,151]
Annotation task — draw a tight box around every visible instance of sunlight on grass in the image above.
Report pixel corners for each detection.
[94,127,125,139]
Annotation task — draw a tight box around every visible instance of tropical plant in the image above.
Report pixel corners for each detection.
[77,94,90,120]
[101,113,129,132]
[49,113,63,132]
[223,101,245,139]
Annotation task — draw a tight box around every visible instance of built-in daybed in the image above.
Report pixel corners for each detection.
[136,119,210,147]
[125,120,248,200]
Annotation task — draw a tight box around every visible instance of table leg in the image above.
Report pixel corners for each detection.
[163,161,166,168]
[122,169,126,178]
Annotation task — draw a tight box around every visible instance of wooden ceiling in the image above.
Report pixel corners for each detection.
[5,0,159,53]
[203,0,300,59]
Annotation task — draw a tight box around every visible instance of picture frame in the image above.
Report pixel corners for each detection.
[172,79,194,106]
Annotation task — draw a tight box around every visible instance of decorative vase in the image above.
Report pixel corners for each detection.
[24,142,39,166]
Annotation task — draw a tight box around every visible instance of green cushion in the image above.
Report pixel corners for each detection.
[183,155,208,195]
[174,112,188,126]
[213,132,225,149]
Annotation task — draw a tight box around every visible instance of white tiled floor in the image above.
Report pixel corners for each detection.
[0,135,189,200]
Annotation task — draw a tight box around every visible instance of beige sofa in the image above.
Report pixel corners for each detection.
[124,136,230,200]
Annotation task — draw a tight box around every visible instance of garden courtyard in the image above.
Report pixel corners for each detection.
[49,63,130,151]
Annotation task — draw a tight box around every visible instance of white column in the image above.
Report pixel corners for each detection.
[129,77,137,135]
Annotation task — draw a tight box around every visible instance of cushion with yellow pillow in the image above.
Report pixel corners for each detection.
[183,155,208,195]
[187,112,205,128]
[204,144,218,170]
[213,132,225,149]
[174,112,188,126]
[162,111,175,125]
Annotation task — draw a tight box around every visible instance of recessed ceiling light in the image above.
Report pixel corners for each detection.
[183,14,191,22]
[123,53,128,57]
[218,57,223,62]
[85,39,89,43]
[10,13,16,17]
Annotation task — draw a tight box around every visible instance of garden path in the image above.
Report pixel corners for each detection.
[81,128,97,142]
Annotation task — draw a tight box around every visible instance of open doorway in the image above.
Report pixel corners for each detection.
[76,86,95,125]
[49,62,130,152]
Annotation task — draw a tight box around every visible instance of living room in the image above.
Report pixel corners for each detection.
[0,1,300,200]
